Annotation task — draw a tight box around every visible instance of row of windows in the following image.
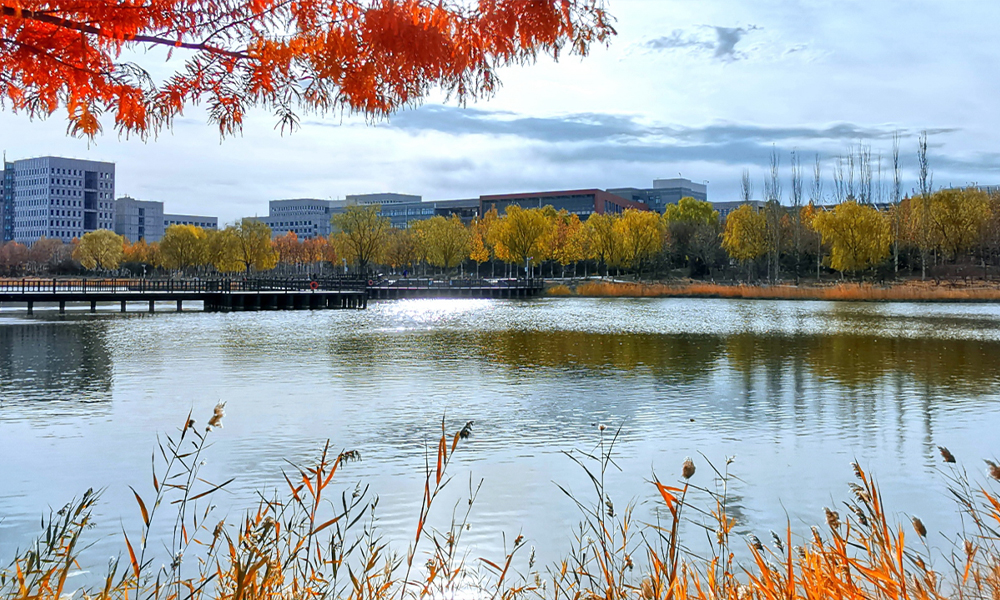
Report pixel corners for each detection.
[166,221,216,228]
[272,221,319,227]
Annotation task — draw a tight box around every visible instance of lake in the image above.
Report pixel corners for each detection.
[1,297,999,578]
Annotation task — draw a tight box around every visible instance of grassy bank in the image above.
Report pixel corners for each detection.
[3,406,1000,600]
[548,280,1000,302]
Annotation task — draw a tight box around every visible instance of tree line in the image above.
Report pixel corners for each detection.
[3,187,1000,281]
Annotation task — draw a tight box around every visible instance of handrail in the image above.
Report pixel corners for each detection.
[0,277,369,294]
[0,276,542,295]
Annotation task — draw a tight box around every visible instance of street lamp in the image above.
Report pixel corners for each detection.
[342,258,347,275]
[525,256,532,280]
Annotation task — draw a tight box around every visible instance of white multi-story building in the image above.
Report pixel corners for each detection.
[10,156,116,244]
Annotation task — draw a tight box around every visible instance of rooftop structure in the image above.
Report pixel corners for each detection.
[608,178,708,213]
[346,192,421,206]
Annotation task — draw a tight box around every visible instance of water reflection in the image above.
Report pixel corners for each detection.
[2,299,1000,581]
[0,320,112,405]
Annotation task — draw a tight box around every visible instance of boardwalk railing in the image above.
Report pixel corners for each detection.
[0,277,369,294]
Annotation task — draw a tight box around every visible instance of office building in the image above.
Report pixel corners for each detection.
[608,178,708,213]
[9,156,115,244]
[480,189,648,219]
[164,214,218,230]
[258,198,345,239]
[1,161,13,242]
[115,196,165,242]
[377,197,480,228]
[114,197,219,242]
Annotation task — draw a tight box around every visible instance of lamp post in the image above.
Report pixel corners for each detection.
[525,256,532,280]
[342,258,347,275]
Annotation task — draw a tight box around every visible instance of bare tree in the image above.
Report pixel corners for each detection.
[834,155,846,203]
[846,146,856,200]
[812,154,824,279]
[892,131,902,275]
[918,130,933,279]
[876,152,883,205]
[741,168,754,203]
[764,146,783,281]
[858,142,873,203]
[790,150,803,278]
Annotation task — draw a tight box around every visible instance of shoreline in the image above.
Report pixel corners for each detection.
[546,280,1000,303]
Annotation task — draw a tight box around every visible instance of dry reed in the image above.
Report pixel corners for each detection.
[3,407,1000,600]
[563,281,1000,302]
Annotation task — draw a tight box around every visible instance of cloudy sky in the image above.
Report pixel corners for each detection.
[2,0,999,223]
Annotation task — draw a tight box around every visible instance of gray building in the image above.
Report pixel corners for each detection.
[9,156,116,244]
[257,198,345,239]
[376,198,479,229]
[1,161,13,242]
[608,178,708,213]
[115,196,165,242]
[114,197,218,241]
[164,214,218,230]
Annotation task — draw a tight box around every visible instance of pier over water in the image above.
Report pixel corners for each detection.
[0,278,369,313]
[0,277,545,313]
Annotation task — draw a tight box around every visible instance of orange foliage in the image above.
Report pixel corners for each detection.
[0,0,614,137]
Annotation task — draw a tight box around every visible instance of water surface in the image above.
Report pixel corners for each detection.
[2,298,999,575]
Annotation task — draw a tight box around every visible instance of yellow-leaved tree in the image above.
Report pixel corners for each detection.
[614,209,665,274]
[331,205,390,272]
[383,228,419,274]
[584,212,620,276]
[159,224,207,271]
[413,215,470,273]
[542,209,586,277]
[74,229,125,270]
[230,219,278,275]
[470,208,499,277]
[811,201,892,275]
[205,228,243,273]
[909,188,992,261]
[494,205,550,272]
[722,204,768,278]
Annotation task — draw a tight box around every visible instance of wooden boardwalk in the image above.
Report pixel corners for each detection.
[0,277,546,314]
[0,278,368,314]
[366,278,545,300]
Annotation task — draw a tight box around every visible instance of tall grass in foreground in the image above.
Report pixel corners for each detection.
[569,281,1000,302]
[3,407,1000,600]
